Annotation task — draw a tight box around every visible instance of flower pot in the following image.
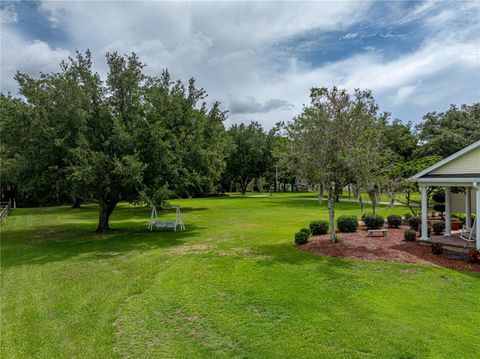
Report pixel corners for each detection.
[451,221,462,231]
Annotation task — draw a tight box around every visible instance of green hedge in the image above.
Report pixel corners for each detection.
[309,220,329,235]
[337,215,358,233]
[364,214,384,229]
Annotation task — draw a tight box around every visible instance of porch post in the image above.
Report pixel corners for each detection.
[444,187,451,236]
[420,185,429,241]
[465,187,472,228]
[475,183,480,250]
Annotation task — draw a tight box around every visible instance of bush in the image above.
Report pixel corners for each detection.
[408,216,421,231]
[404,229,417,242]
[337,215,358,233]
[295,231,310,244]
[467,249,480,263]
[433,204,445,213]
[404,212,412,220]
[364,214,384,229]
[432,221,444,235]
[432,191,445,203]
[431,243,443,255]
[452,212,476,225]
[300,227,311,235]
[387,215,402,228]
[309,220,329,235]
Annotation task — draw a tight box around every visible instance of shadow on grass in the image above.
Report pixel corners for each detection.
[1,222,205,268]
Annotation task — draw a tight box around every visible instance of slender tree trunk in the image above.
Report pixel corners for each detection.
[348,184,351,200]
[96,199,118,232]
[72,194,82,208]
[328,194,336,242]
[240,179,248,195]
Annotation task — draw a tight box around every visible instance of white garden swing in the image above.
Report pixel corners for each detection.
[147,205,185,232]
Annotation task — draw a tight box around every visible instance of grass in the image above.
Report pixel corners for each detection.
[1,196,479,358]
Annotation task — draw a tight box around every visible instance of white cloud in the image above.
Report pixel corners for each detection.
[1,28,71,94]
[1,1,479,127]
[0,4,18,24]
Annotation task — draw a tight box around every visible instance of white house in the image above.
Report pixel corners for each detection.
[410,140,480,249]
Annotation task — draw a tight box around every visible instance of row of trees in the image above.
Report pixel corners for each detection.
[1,51,228,231]
[1,51,479,233]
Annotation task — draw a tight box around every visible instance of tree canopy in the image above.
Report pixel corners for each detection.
[1,51,228,231]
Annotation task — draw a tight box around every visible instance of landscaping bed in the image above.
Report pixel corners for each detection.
[301,227,480,272]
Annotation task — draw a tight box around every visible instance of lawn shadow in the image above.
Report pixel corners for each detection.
[1,222,205,268]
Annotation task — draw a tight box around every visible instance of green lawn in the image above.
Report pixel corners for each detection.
[1,197,479,358]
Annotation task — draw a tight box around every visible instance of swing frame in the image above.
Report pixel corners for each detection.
[147,205,185,231]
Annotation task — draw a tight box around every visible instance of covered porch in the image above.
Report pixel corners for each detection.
[410,140,480,250]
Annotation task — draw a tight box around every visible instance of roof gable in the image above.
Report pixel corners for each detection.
[410,140,480,180]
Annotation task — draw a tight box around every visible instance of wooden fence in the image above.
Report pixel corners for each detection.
[0,202,11,222]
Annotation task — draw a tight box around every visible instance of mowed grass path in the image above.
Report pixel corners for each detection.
[1,196,479,358]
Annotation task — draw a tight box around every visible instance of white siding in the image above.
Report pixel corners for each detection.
[430,147,480,175]
[451,191,477,213]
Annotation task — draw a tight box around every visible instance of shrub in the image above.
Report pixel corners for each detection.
[408,216,421,231]
[467,249,480,263]
[294,231,310,244]
[404,230,416,242]
[387,215,402,228]
[337,215,358,233]
[361,213,369,221]
[452,212,476,225]
[432,191,445,203]
[300,227,311,236]
[431,243,443,255]
[433,204,445,213]
[432,221,444,235]
[404,212,413,220]
[309,220,329,235]
[364,214,384,229]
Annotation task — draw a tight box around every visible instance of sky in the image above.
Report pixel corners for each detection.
[1,1,479,128]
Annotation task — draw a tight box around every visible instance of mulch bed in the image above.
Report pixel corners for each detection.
[300,227,480,273]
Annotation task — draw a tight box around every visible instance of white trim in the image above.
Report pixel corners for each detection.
[416,179,480,187]
[410,140,480,180]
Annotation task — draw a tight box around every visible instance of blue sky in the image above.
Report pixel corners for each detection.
[1,1,479,128]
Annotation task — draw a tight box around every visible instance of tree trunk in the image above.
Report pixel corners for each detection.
[240,180,247,195]
[72,195,82,208]
[328,195,336,242]
[96,200,118,232]
[368,191,377,215]
[358,194,364,212]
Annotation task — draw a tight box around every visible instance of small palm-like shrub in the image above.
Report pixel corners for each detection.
[309,220,329,235]
[432,221,444,235]
[364,214,384,229]
[404,229,416,242]
[295,230,310,244]
[431,243,443,255]
[337,215,358,233]
[387,215,402,228]
[408,216,421,232]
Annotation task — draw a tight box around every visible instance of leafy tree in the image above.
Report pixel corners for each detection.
[382,118,417,160]
[414,103,480,158]
[392,155,442,214]
[224,122,272,195]
[2,51,228,231]
[289,87,383,241]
